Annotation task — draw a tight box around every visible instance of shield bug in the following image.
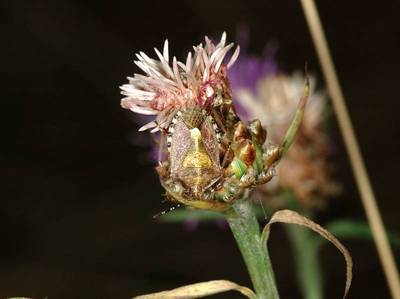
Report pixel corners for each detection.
[158,106,232,211]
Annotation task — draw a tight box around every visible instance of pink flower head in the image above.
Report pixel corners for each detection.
[120,33,240,133]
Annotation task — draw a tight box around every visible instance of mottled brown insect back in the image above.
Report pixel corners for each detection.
[181,107,206,129]
[170,108,222,199]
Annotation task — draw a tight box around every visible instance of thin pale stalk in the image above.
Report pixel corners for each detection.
[300,0,400,297]
[225,199,280,299]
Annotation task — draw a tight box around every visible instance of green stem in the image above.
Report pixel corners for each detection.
[286,225,323,299]
[225,198,280,299]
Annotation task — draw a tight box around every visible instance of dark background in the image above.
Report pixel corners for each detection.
[1,0,400,298]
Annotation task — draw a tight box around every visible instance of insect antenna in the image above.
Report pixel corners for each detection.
[153,204,182,219]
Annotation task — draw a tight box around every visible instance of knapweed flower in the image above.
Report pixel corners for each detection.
[120,34,353,299]
[120,33,309,212]
[231,56,340,208]
[120,33,240,132]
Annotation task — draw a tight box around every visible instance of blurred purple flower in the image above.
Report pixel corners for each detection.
[229,52,278,92]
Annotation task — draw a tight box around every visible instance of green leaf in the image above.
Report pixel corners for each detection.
[322,219,400,248]
[280,76,310,157]
[160,209,224,223]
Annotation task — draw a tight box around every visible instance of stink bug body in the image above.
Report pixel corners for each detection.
[169,107,221,198]
[157,105,233,211]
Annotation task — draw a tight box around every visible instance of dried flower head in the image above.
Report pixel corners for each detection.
[232,61,340,207]
[121,33,309,212]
